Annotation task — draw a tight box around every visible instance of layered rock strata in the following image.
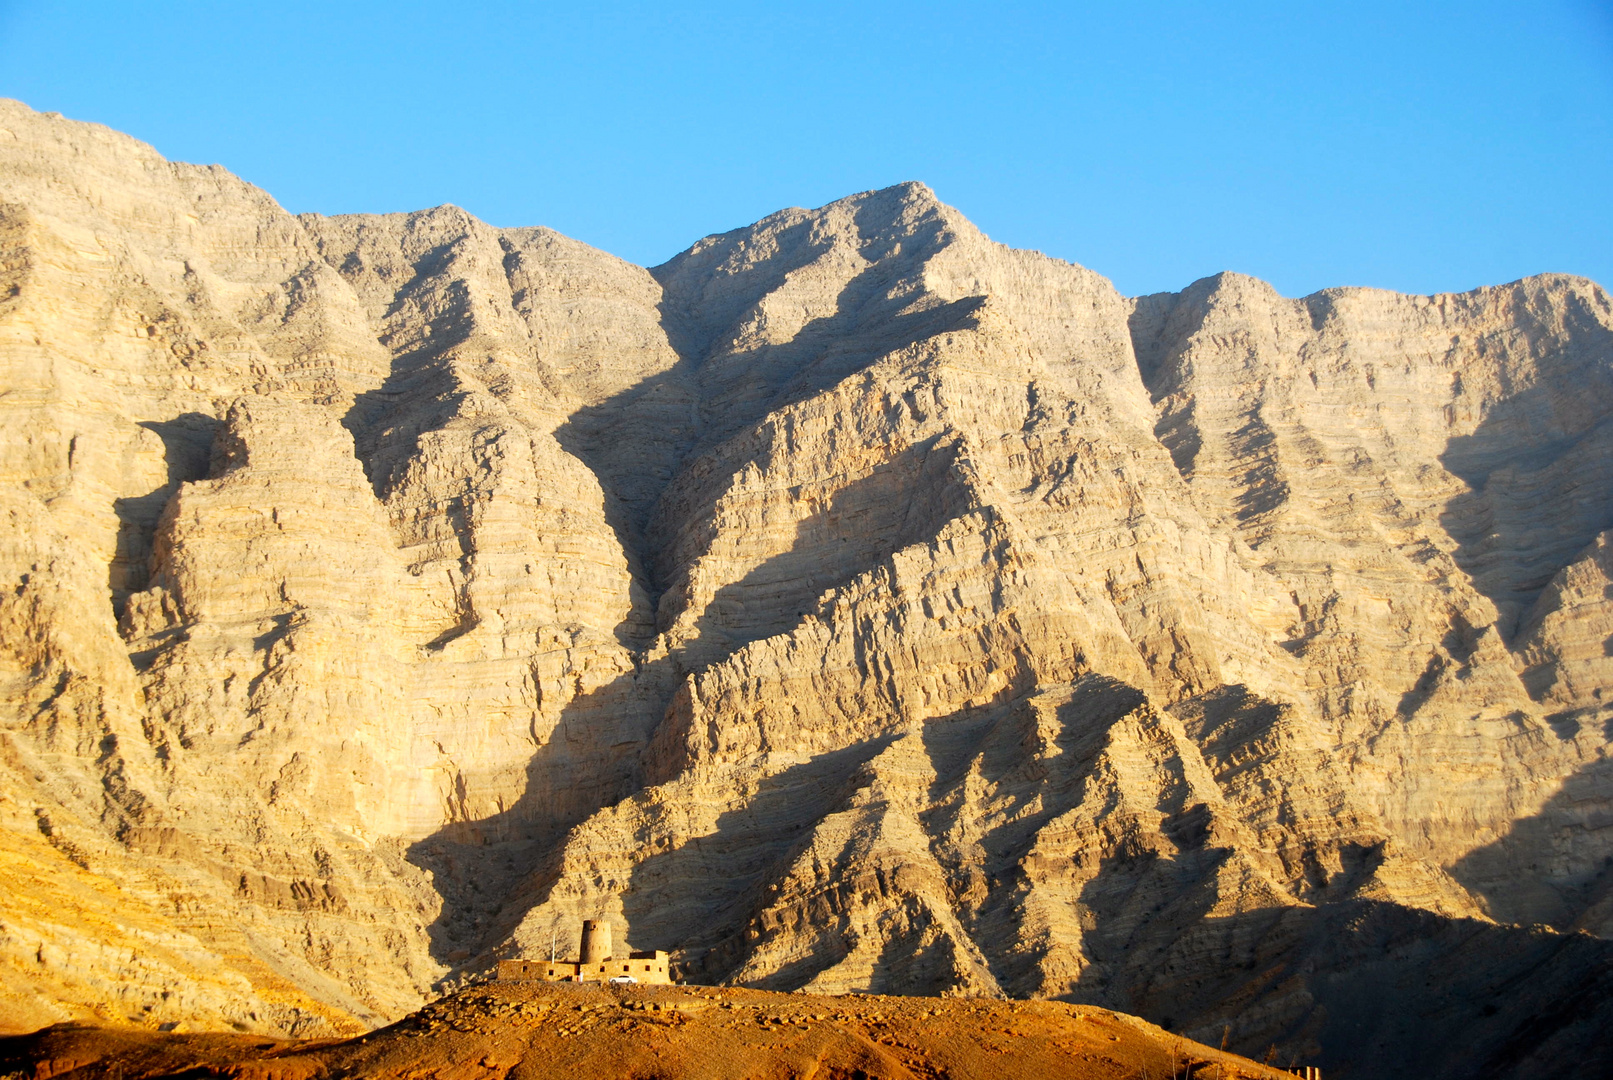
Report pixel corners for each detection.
[1,99,1610,1077]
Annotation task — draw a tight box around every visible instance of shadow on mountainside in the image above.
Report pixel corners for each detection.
[405,262,996,971]
[400,657,671,978]
[656,291,985,457]
[407,433,989,975]
[666,435,977,664]
[647,182,959,370]
[340,236,492,488]
[401,656,1613,1079]
[553,258,985,599]
[1439,384,1613,639]
[617,738,901,979]
[921,676,1173,995]
[605,679,1166,995]
[109,413,217,622]
[1086,898,1613,1080]
[397,324,981,979]
[1451,749,1613,935]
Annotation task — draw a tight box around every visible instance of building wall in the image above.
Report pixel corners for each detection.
[497,952,670,984]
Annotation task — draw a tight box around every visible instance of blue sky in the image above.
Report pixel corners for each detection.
[1,1,1609,297]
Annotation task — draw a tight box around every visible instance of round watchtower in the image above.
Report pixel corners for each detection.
[580,919,611,964]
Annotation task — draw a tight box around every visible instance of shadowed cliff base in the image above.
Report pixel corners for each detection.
[1082,899,1613,1080]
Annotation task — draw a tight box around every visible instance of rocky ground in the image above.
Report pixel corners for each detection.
[0,982,1302,1080]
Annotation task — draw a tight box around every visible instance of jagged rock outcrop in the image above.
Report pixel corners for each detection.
[1,99,1611,1077]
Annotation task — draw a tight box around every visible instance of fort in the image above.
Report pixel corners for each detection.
[497,920,671,984]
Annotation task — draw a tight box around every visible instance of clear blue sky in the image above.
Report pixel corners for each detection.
[2,1,1609,297]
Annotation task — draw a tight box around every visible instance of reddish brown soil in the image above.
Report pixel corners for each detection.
[0,981,1300,1079]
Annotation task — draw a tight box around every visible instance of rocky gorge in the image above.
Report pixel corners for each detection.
[0,99,1610,1078]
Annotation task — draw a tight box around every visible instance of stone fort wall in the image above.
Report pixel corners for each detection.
[498,950,671,984]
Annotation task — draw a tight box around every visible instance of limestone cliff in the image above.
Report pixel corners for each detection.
[1,100,1609,1077]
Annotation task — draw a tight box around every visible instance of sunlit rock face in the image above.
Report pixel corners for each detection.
[1,98,1610,1076]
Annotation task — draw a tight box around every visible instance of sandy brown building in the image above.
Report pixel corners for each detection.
[497,920,670,984]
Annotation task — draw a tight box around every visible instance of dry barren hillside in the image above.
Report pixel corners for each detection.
[0,982,1305,1080]
[1,99,1610,1078]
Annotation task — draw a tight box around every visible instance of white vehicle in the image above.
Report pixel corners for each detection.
[607,975,637,985]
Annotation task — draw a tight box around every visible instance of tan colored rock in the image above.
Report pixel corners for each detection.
[1,99,1611,1075]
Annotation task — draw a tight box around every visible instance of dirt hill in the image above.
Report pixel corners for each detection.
[0,982,1304,1080]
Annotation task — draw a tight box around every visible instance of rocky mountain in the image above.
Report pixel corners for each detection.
[0,99,1610,1077]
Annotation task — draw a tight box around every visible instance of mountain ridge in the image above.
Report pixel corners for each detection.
[1,98,1610,1078]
